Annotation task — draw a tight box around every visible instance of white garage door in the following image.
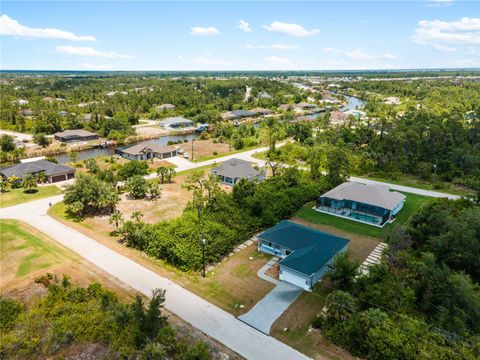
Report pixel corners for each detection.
[280,268,309,290]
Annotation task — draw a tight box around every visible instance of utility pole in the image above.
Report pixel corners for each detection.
[191,139,195,161]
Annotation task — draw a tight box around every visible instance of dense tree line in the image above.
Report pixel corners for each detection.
[122,168,327,270]
[0,276,211,359]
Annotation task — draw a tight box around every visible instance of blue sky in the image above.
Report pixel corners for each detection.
[1,1,479,70]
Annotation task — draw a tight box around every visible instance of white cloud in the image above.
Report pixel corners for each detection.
[190,26,219,36]
[246,43,298,50]
[412,17,480,51]
[55,46,134,59]
[263,21,319,37]
[0,14,95,41]
[236,20,252,33]
[426,0,454,7]
[324,47,395,61]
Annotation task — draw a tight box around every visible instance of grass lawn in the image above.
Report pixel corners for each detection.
[0,219,135,303]
[48,201,274,316]
[358,173,472,196]
[0,185,62,208]
[295,192,431,240]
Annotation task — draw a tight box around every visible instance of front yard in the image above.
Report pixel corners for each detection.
[0,185,62,208]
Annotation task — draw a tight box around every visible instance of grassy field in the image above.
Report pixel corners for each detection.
[0,185,62,208]
[295,192,431,240]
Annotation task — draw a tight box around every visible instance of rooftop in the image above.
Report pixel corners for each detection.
[158,116,194,127]
[119,143,177,155]
[0,160,74,178]
[54,129,98,138]
[259,221,349,276]
[320,182,406,211]
[211,158,263,180]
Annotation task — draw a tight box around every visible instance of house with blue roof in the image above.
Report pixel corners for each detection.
[258,221,349,290]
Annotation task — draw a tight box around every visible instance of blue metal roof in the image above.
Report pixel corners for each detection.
[259,221,349,276]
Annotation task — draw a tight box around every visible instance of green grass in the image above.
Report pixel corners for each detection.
[357,174,471,196]
[0,185,62,208]
[296,192,431,239]
[0,219,66,277]
[191,144,261,163]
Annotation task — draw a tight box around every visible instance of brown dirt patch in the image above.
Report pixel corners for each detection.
[134,126,169,136]
[190,139,231,161]
[265,263,279,279]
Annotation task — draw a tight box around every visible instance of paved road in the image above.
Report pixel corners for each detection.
[0,197,310,360]
[0,129,33,141]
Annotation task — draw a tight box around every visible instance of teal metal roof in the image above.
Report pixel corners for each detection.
[259,221,349,276]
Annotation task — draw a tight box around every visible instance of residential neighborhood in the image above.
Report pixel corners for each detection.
[1,2,480,360]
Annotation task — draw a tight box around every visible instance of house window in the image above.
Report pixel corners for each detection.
[285,250,292,256]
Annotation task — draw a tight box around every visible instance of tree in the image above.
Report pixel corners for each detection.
[167,168,176,183]
[125,175,149,199]
[265,161,284,177]
[68,151,78,163]
[32,133,50,148]
[109,211,124,234]
[0,134,15,152]
[85,158,99,173]
[7,175,20,188]
[36,171,48,184]
[326,146,351,186]
[21,174,37,193]
[325,290,357,321]
[307,144,327,180]
[118,160,149,180]
[183,171,221,208]
[64,173,119,216]
[325,252,360,291]
[0,179,11,193]
[156,166,169,184]
[147,180,161,200]
[131,211,144,222]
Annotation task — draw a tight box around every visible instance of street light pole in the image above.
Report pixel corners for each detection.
[201,238,206,277]
[191,139,195,161]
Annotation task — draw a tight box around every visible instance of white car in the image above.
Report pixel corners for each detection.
[183,152,190,159]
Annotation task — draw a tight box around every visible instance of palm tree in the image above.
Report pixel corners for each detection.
[21,174,37,193]
[36,171,48,184]
[7,175,20,188]
[109,211,124,233]
[130,211,143,222]
[0,179,11,193]
[156,166,168,184]
[167,168,176,183]
[68,151,79,164]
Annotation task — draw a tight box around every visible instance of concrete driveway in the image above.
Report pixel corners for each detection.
[238,259,303,334]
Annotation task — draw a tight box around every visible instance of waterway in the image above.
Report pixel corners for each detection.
[54,133,198,163]
[297,94,366,121]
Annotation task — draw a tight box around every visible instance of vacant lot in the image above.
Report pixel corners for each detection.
[0,219,134,303]
[188,139,231,161]
[0,185,62,208]
[296,192,431,240]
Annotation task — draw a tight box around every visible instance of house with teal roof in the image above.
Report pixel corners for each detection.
[258,221,349,290]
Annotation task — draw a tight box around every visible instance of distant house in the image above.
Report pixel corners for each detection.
[156,104,176,111]
[383,96,401,105]
[251,107,273,115]
[279,104,294,111]
[116,143,177,161]
[257,91,272,99]
[13,99,28,106]
[258,221,349,290]
[344,109,366,118]
[295,102,317,110]
[158,117,194,130]
[316,182,406,227]
[329,111,350,126]
[54,129,99,142]
[0,160,75,183]
[210,158,265,186]
[221,110,257,121]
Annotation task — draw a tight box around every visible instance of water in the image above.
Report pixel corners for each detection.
[339,95,365,112]
[54,133,198,163]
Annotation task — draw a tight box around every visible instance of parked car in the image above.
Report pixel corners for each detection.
[183,152,190,159]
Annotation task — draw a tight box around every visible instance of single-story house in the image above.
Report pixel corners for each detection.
[116,143,177,161]
[221,110,257,121]
[210,158,265,186]
[251,107,273,115]
[295,102,317,110]
[0,159,75,183]
[158,117,194,130]
[383,97,401,105]
[329,111,350,126]
[316,182,406,227]
[258,221,350,290]
[257,91,272,99]
[54,129,99,142]
[156,103,176,111]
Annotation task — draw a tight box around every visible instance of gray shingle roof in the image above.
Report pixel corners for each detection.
[211,158,263,180]
[320,182,406,211]
[118,143,177,156]
[259,221,349,276]
[0,160,74,178]
[158,117,194,127]
[54,129,98,138]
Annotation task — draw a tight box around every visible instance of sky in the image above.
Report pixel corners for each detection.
[1,0,479,71]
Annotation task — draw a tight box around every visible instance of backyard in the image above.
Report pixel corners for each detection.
[295,192,432,240]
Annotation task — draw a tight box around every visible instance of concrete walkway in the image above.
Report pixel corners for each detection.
[0,197,310,360]
[238,258,303,334]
